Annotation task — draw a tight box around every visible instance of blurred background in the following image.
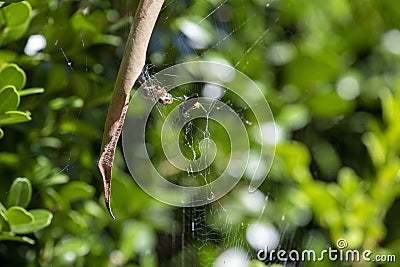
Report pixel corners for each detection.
[0,0,399,266]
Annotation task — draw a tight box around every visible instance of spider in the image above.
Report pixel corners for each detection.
[138,67,173,105]
[151,84,173,105]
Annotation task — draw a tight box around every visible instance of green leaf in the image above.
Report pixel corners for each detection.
[2,1,30,26]
[308,90,356,118]
[0,50,17,64]
[7,206,34,233]
[119,221,156,259]
[0,201,8,221]
[0,63,26,91]
[49,96,84,110]
[71,13,99,33]
[0,232,35,245]
[277,104,310,131]
[0,128,3,139]
[29,209,53,231]
[0,111,31,125]
[54,237,90,258]
[19,87,44,97]
[59,181,95,203]
[7,177,32,208]
[0,2,31,46]
[8,206,52,234]
[0,85,20,113]
[93,34,122,46]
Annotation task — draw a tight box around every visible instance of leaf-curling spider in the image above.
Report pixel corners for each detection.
[138,66,173,105]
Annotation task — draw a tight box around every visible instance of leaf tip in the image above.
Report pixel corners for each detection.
[105,196,115,220]
[99,157,116,220]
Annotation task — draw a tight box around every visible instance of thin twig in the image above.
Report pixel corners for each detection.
[98,0,165,219]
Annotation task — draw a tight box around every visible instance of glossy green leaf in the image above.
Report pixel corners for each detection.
[19,87,45,96]
[8,206,52,234]
[0,232,35,244]
[59,181,95,203]
[0,111,31,125]
[2,1,30,26]
[0,85,19,113]
[7,206,34,233]
[0,128,3,139]
[0,64,26,91]
[0,2,31,46]
[7,177,32,208]
[29,209,53,230]
[54,237,90,258]
[40,173,69,187]
[43,187,67,211]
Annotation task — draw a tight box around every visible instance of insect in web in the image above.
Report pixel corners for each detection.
[138,67,173,105]
[179,93,201,118]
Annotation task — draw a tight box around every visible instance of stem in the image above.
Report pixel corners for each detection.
[98,0,164,219]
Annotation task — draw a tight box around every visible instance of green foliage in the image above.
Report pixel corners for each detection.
[0,1,31,45]
[0,177,52,244]
[0,63,44,137]
[0,86,20,113]
[7,177,32,207]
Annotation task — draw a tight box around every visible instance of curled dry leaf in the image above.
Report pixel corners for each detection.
[98,0,165,219]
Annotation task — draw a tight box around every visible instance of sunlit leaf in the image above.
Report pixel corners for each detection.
[8,206,52,234]
[277,104,310,130]
[59,181,95,203]
[0,110,31,125]
[0,85,20,113]
[29,209,53,230]
[0,64,26,91]
[0,232,35,245]
[7,177,32,208]
[7,206,34,233]
[0,2,31,45]
[1,1,30,26]
[54,237,90,258]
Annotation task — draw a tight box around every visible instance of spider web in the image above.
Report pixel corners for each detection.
[49,0,285,266]
[135,1,283,266]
